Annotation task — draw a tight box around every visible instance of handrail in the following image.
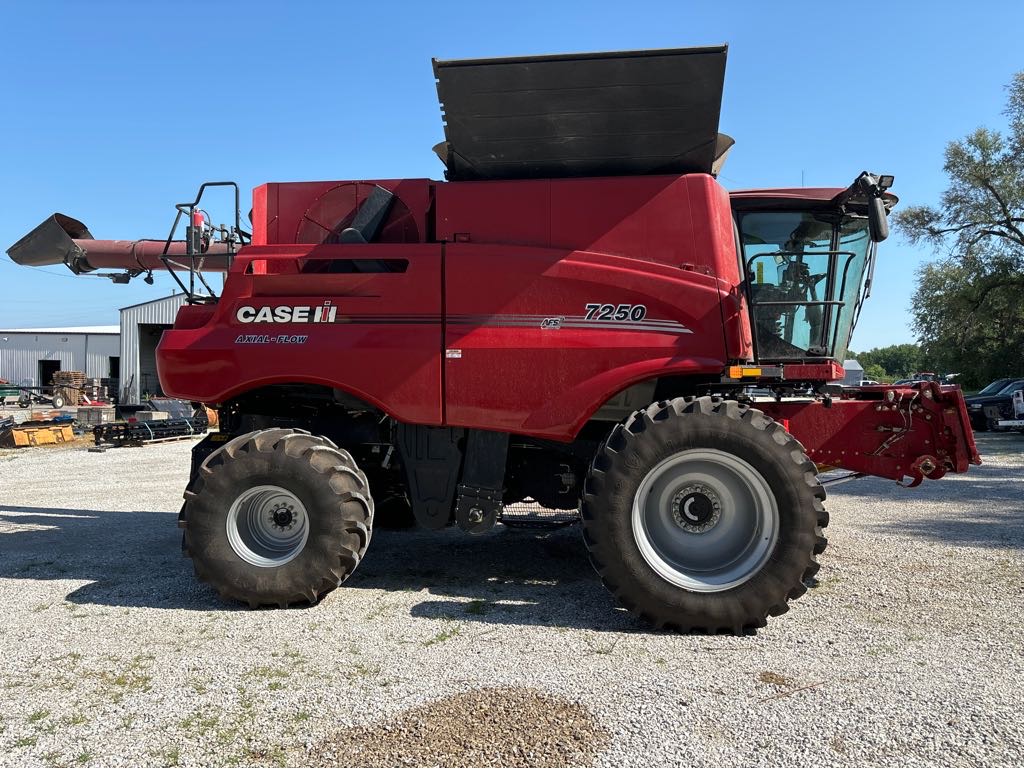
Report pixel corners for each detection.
[159,182,247,305]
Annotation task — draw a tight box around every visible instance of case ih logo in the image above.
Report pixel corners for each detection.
[236,302,337,324]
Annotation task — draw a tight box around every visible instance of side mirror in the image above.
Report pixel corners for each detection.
[868,196,889,242]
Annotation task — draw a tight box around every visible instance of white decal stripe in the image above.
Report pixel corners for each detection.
[561,323,693,334]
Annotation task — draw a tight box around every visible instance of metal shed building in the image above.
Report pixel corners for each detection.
[119,293,188,404]
[842,359,865,386]
[0,326,120,388]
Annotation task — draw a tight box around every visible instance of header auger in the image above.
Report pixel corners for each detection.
[7,46,979,632]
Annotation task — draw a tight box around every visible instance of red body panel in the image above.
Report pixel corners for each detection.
[159,244,444,425]
[435,173,752,367]
[252,179,432,246]
[443,244,727,438]
[160,173,753,441]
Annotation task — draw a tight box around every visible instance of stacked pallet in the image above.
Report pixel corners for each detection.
[51,372,112,405]
[52,370,86,406]
[81,378,111,402]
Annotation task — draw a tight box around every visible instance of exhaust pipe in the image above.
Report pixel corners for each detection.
[6,212,232,275]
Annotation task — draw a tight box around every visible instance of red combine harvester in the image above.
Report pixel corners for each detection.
[8,47,979,631]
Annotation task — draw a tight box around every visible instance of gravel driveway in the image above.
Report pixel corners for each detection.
[1,433,1022,767]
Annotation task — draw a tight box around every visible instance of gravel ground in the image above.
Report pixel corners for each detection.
[0,432,1022,767]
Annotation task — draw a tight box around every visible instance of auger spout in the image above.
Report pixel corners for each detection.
[6,212,232,275]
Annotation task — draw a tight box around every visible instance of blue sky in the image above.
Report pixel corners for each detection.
[1,1,1021,351]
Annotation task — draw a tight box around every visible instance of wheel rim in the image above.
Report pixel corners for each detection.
[226,485,310,568]
[632,448,779,592]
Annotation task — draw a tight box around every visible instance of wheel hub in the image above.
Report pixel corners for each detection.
[631,448,779,593]
[225,485,310,568]
[271,505,295,529]
[671,484,721,533]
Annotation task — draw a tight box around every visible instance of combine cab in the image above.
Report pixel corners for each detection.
[7,46,980,632]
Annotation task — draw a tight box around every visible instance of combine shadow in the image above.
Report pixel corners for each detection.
[0,502,642,631]
[347,525,649,634]
[0,504,227,610]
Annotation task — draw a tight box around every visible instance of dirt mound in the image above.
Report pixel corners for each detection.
[307,686,608,767]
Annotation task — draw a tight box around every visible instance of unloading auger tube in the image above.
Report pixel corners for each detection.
[6,212,233,275]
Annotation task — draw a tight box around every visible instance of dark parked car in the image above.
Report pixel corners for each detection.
[965,378,1024,431]
[975,378,1015,396]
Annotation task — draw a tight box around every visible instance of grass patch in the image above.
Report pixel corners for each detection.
[269,646,306,663]
[815,575,844,592]
[215,725,240,746]
[346,662,381,680]
[267,681,285,691]
[74,751,92,765]
[293,710,311,723]
[247,745,288,767]
[179,711,220,734]
[423,623,463,647]
[162,746,182,766]
[16,735,38,748]
[85,653,154,702]
[866,645,893,658]
[248,665,291,681]
[28,708,50,723]
[584,638,619,655]
[66,712,88,726]
[758,671,795,687]
[105,670,152,697]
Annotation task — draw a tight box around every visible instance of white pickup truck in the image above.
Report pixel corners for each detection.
[997,389,1024,430]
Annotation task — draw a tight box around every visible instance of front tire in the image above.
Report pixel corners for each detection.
[179,428,373,608]
[582,397,827,633]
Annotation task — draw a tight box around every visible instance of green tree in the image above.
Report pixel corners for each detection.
[849,343,925,379]
[861,363,889,383]
[894,72,1024,390]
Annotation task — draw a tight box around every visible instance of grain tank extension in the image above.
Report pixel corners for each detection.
[7,46,979,632]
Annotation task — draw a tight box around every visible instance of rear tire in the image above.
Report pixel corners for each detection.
[179,428,373,608]
[582,397,827,633]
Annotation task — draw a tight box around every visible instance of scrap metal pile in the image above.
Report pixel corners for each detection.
[0,412,75,447]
